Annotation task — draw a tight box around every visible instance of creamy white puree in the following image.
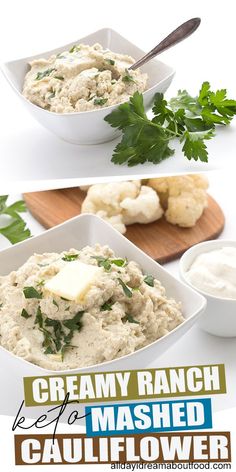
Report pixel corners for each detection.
[0,244,183,371]
[22,43,148,113]
[186,246,236,299]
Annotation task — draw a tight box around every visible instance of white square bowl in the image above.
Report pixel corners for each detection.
[0,213,206,381]
[1,28,175,145]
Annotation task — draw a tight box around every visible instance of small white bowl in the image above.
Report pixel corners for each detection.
[180,239,236,337]
[1,28,175,145]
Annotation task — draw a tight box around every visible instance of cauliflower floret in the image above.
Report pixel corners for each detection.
[148,174,209,227]
[121,186,163,225]
[81,181,163,233]
[81,181,141,215]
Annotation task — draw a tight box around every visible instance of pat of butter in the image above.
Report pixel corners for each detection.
[45,260,101,301]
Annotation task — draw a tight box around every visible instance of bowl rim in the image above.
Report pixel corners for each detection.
[179,239,236,302]
[0,213,206,374]
[1,27,175,118]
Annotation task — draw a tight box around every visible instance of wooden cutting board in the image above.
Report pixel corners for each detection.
[24,188,225,264]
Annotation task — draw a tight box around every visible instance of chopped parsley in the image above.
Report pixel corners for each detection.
[36,280,45,287]
[35,306,43,328]
[122,71,135,83]
[105,58,115,66]
[53,299,59,309]
[143,275,155,287]
[101,300,114,311]
[62,253,79,262]
[118,278,132,298]
[34,305,84,359]
[48,91,55,99]
[35,68,56,81]
[63,311,84,332]
[94,98,108,106]
[92,256,111,271]
[92,256,127,271]
[124,313,140,324]
[21,309,32,319]
[110,258,127,267]
[69,45,80,53]
[23,286,42,299]
[54,76,64,81]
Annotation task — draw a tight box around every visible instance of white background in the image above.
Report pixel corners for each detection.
[1,0,236,469]
[0,0,236,192]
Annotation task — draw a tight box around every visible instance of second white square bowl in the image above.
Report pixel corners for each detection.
[0,213,206,378]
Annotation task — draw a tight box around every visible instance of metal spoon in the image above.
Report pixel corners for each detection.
[129,17,201,71]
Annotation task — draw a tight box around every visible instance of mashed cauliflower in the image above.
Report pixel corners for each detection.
[22,43,148,113]
[0,244,183,371]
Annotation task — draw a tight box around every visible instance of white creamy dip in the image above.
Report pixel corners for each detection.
[186,246,236,299]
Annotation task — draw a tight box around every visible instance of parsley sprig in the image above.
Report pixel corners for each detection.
[34,306,84,360]
[0,196,31,244]
[104,83,236,166]
[92,256,127,271]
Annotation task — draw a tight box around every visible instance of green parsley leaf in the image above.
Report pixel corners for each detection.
[0,196,31,245]
[110,258,127,267]
[92,256,111,271]
[63,311,84,332]
[0,196,8,211]
[143,275,155,287]
[23,286,42,299]
[105,92,174,166]
[94,98,108,106]
[54,76,64,81]
[182,134,208,162]
[122,71,135,83]
[53,299,59,309]
[124,314,139,324]
[69,45,80,53]
[105,58,115,66]
[35,306,43,328]
[62,253,79,261]
[44,346,55,355]
[35,68,56,80]
[105,83,236,167]
[36,280,45,287]
[21,309,32,319]
[101,300,114,311]
[118,278,132,298]
[0,218,31,245]
[1,199,27,219]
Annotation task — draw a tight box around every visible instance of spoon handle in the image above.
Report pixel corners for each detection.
[129,17,201,71]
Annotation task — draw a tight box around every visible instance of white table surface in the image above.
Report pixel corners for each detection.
[0,169,235,413]
[1,0,236,192]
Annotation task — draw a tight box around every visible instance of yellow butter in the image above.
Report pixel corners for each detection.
[45,260,101,301]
